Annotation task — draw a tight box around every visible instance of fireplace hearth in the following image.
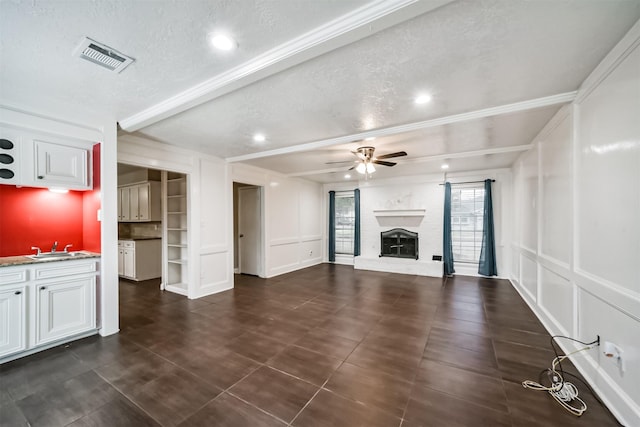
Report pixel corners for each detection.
[379,228,418,260]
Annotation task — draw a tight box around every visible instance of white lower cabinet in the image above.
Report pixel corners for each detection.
[35,276,95,346]
[118,239,161,281]
[0,285,27,358]
[0,258,98,362]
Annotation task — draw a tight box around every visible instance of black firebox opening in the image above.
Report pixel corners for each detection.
[379,228,419,260]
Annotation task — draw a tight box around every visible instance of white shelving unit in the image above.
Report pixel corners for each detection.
[162,171,188,295]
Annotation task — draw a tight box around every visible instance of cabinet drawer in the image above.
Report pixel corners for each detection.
[0,268,28,285]
[34,260,97,280]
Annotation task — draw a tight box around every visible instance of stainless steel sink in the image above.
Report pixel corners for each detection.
[26,251,85,260]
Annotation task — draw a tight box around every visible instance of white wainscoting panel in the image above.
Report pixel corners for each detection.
[539,266,573,335]
[540,112,572,265]
[520,253,537,301]
[576,46,640,292]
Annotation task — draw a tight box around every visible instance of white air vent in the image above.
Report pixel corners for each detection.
[73,37,134,73]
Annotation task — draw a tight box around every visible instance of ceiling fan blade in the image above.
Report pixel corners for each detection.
[376,151,407,159]
[372,160,397,167]
[325,160,356,164]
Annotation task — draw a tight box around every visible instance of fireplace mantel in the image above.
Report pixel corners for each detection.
[373,209,425,217]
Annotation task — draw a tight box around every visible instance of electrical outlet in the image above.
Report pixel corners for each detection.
[603,341,625,373]
[309,250,313,256]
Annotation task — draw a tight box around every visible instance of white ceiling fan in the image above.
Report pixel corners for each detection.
[327,146,408,178]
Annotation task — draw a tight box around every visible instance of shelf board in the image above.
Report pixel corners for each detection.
[167,211,185,215]
[167,244,187,248]
[167,194,186,199]
[168,259,187,264]
[167,228,187,231]
[167,177,186,182]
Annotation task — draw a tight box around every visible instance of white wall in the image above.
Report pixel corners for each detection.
[232,163,323,278]
[118,134,234,299]
[510,22,640,426]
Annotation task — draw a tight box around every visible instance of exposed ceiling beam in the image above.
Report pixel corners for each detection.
[119,0,454,132]
[286,144,533,177]
[228,91,576,163]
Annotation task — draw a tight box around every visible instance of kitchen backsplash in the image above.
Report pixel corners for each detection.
[118,222,162,239]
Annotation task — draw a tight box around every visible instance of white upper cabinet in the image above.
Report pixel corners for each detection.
[118,181,161,222]
[0,125,93,190]
[33,140,89,188]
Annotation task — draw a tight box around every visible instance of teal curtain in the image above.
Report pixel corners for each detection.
[354,189,361,256]
[478,179,498,276]
[443,182,455,276]
[328,191,336,262]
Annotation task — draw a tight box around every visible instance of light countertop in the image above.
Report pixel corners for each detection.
[0,251,101,268]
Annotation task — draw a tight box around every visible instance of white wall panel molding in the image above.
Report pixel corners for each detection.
[575,269,640,322]
[300,235,322,243]
[537,253,570,278]
[269,237,300,247]
[575,19,640,104]
[510,28,640,425]
[539,266,574,334]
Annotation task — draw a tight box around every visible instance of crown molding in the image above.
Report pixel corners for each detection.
[119,0,454,132]
[229,92,574,163]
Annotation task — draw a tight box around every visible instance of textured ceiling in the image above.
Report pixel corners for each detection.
[1,0,639,183]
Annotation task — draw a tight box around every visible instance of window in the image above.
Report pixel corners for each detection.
[450,185,485,263]
[334,192,355,255]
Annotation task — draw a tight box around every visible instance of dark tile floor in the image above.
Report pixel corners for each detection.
[0,264,620,426]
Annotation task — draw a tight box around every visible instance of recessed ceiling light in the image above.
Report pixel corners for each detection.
[344,174,351,179]
[364,137,376,141]
[253,133,266,143]
[414,93,432,105]
[209,32,238,51]
[441,163,449,170]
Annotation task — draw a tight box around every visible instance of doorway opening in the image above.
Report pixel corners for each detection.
[233,182,264,277]
[117,163,189,296]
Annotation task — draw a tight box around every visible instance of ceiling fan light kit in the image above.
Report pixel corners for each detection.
[349,146,407,177]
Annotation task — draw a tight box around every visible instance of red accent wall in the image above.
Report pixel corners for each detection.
[0,186,84,256]
[0,143,102,257]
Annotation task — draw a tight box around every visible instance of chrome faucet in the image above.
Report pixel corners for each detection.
[51,241,58,253]
[63,244,73,253]
[31,246,41,256]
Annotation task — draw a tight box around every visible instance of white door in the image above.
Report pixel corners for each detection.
[238,186,261,276]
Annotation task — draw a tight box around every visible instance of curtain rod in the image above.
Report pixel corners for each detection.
[439,179,495,186]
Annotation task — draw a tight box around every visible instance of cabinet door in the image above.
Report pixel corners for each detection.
[0,286,27,358]
[137,183,150,221]
[34,140,89,188]
[123,249,136,278]
[36,277,95,346]
[129,186,140,221]
[118,248,125,276]
[120,187,131,221]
